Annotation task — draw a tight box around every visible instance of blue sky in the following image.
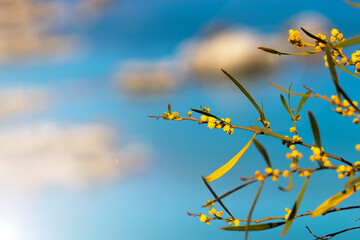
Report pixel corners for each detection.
[0,1,359,240]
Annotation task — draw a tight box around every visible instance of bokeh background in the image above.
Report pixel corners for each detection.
[0,0,359,239]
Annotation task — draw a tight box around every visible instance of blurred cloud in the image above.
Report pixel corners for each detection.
[116,59,179,94]
[0,0,111,63]
[115,11,331,95]
[0,88,48,120]
[0,123,150,192]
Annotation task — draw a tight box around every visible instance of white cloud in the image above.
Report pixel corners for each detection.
[116,59,179,94]
[0,88,48,120]
[0,123,150,191]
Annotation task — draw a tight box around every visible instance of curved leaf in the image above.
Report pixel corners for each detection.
[301,28,327,44]
[308,111,322,150]
[281,177,310,236]
[325,44,341,94]
[222,69,267,122]
[280,94,291,116]
[253,139,271,168]
[190,108,221,121]
[205,133,257,182]
[334,61,360,79]
[279,174,293,192]
[258,47,319,56]
[311,181,360,217]
[221,222,286,231]
[295,91,311,117]
[333,35,360,48]
[343,0,360,8]
[245,181,265,240]
[268,82,313,97]
[250,126,296,142]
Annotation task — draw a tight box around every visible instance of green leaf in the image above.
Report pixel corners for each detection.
[295,91,311,117]
[333,35,360,48]
[325,44,341,94]
[201,175,233,218]
[221,69,267,121]
[245,181,265,240]
[221,222,286,231]
[205,133,257,182]
[311,181,360,217]
[281,177,310,236]
[344,0,360,8]
[204,180,257,207]
[250,126,296,142]
[280,94,292,116]
[258,47,319,56]
[334,61,360,79]
[301,28,327,44]
[168,103,171,114]
[253,139,271,168]
[279,174,293,192]
[268,82,313,97]
[190,108,221,121]
[288,83,293,115]
[308,111,322,150]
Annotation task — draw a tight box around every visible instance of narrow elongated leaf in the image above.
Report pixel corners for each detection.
[308,111,322,149]
[334,61,360,79]
[288,83,293,115]
[250,126,296,142]
[245,181,265,240]
[268,82,313,97]
[279,174,293,192]
[253,139,271,168]
[221,222,286,231]
[311,181,360,217]
[344,0,360,8]
[221,69,266,121]
[168,103,171,114]
[301,28,327,44]
[333,35,360,48]
[325,44,341,94]
[295,91,311,117]
[280,94,291,116]
[258,47,319,56]
[190,108,221,121]
[205,133,257,182]
[281,177,310,236]
[204,180,257,207]
[201,176,233,217]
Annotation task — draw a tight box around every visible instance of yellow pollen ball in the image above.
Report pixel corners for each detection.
[355,144,360,151]
[273,169,280,176]
[291,150,299,158]
[216,211,223,217]
[353,118,359,124]
[289,145,295,151]
[304,171,311,178]
[290,163,297,170]
[338,173,344,180]
[324,161,332,167]
[209,208,216,215]
[282,170,290,178]
[265,167,273,174]
[286,153,292,159]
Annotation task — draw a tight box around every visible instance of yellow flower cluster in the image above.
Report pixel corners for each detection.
[336,165,353,179]
[314,33,326,52]
[288,29,302,49]
[254,167,286,182]
[199,200,225,225]
[284,208,292,220]
[352,51,360,74]
[285,145,303,170]
[163,111,181,120]
[330,95,359,124]
[200,113,234,135]
[330,29,345,43]
[288,126,302,141]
